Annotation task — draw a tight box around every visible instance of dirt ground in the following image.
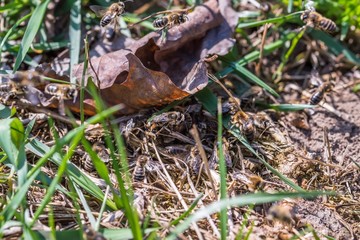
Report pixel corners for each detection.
[276,72,360,239]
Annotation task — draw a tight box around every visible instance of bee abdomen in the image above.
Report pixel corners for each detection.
[310,92,324,105]
[133,167,145,182]
[100,16,112,27]
[153,17,168,28]
[320,19,336,32]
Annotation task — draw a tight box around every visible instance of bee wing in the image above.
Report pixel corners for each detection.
[89,5,108,17]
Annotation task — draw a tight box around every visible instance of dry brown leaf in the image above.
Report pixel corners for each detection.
[70,0,238,115]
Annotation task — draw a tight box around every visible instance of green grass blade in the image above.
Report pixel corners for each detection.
[310,31,360,66]
[264,103,315,111]
[195,87,218,116]
[0,118,27,186]
[217,98,227,240]
[217,31,298,79]
[287,0,294,13]
[170,194,203,227]
[232,65,280,98]
[13,0,51,72]
[0,13,31,64]
[0,104,13,119]
[236,12,302,29]
[69,0,81,84]
[167,191,332,239]
[87,82,142,239]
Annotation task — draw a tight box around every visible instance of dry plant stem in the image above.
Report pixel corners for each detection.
[323,126,332,176]
[186,172,220,237]
[85,36,100,86]
[189,125,217,198]
[334,79,360,91]
[16,101,80,125]
[255,23,270,76]
[151,140,204,240]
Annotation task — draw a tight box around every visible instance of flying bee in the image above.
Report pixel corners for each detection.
[153,11,189,30]
[129,7,193,31]
[309,81,333,105]
[45,83,78,115]
[300,10,337,33]
[82,225,107,240]
[0,71,46,103]
[90,1,132,28]
[133,155,149,182]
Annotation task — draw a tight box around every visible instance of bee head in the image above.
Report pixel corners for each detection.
[300,11,310,21]
[179,13,189,23]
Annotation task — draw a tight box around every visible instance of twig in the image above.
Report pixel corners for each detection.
[255,23,270,76]
[323,126,332,176]
[189,125,217,198]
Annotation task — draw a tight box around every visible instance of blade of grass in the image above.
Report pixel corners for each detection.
[273,28,305,81]
[232,65,279,98]
[217,98,227,240]
[69,0,81,84]
[13,0,51,72]
[169,194,203,227]
[0,13,31,63]
[87,81,143,240]
[310,30,360,66]
[167,191,332,239]
[236,11,302,29]
[217,31,298,79]
[287,0,294,13]
[263,103,315,111]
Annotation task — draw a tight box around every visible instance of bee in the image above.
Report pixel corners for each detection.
[228,97,256,141]
[45,83,78,115]
[44,83,77,100]
[153,11,189,30]
[309,82,333,105]
[300,10,337,33]
[82,225,107,240]
[232,171,265,192]
[90,1,131,28]
[84,142,110,173]
[0,71,46,102]
[133,155,149,182]
[129,7,193,31]
[0,81,21,94]
[268,203,296,226]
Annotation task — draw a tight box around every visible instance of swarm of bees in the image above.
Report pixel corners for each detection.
[300,1,337,33]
